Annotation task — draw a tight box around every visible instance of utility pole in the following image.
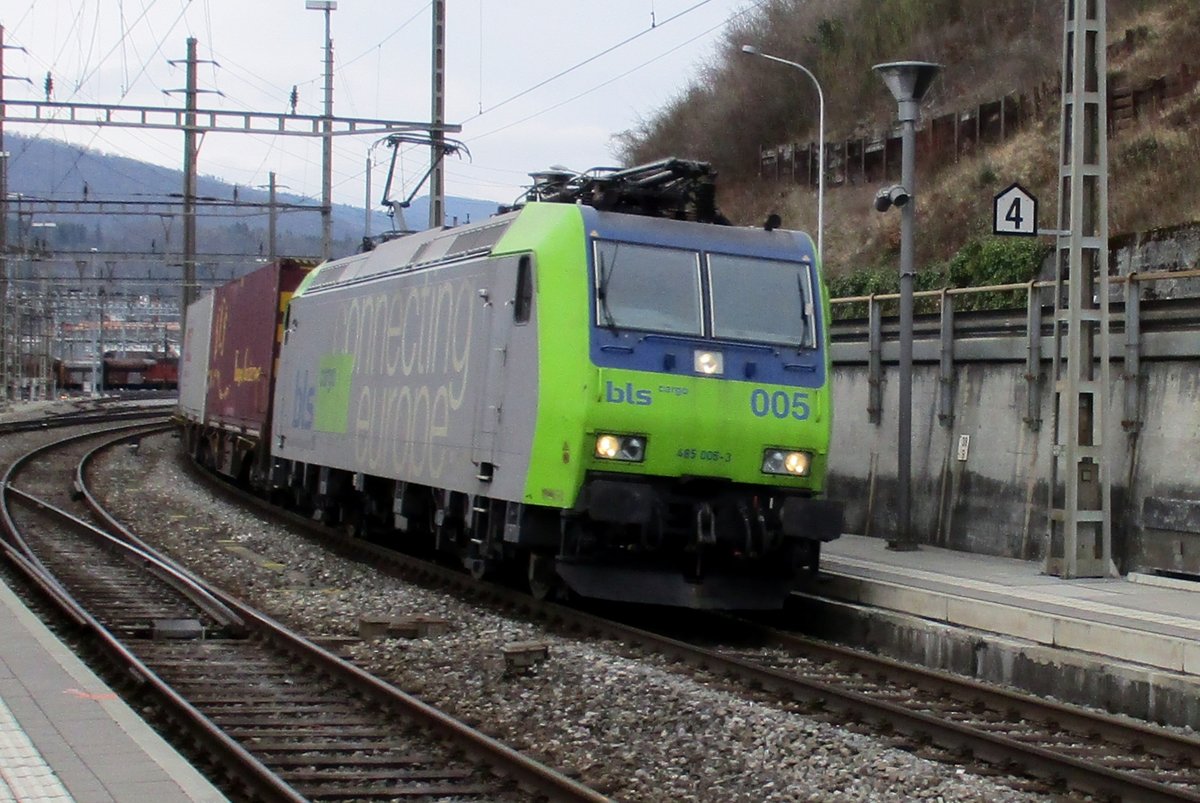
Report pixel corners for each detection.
[429,0,446,230]
[268,172,279,262]
[1,26,33,403]
[255,172,292,262]
[100,260,116,393]
[165,38,218,332]
[0,26,6,404]
[306,0,337,259]
[363,155,371,241]
[1046,0,1114,578]
[182,38,198,318]
[88,249,99,395]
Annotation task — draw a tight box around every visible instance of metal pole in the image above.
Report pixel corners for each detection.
[320,7,334,259]
[1046,0,1113,578]
[268,171,278,262]
[429,0,446,230]
[99,261,112,393]
[364,155,371,241]
[182,37,198,333]
[0,151,7,404]
[816,85,825,266]
[874,61,941,552]
[89,250,99,397]
[0,25,8,403]
[895,109,917,549]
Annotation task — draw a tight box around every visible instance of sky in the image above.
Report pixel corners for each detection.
[2,0,757,217]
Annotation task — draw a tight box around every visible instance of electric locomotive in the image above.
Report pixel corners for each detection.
[180,160,842,609]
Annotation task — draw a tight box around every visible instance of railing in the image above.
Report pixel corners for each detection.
[827,268,1200,430]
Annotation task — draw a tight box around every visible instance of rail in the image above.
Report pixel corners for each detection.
[184,452,1200,801]
[69,427,612,802]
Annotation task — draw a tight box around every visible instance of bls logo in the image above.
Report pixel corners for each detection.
[605,381,652,406]
[291,369,315,430]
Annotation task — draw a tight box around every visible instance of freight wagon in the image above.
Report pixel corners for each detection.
[178,258,313,481]
[53,352,178,392]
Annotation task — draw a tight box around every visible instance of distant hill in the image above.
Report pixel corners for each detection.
[2,132,504,292]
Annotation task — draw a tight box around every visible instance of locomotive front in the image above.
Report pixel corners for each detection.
[530,205,842,608]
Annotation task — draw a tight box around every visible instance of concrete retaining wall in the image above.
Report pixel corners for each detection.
[826,357,1200,575]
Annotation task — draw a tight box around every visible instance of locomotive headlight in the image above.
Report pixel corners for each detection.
[694,349,724,375]
[761,448,812,477]
[595,433,646,463]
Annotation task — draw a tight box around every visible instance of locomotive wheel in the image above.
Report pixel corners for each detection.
[526,552,559,601]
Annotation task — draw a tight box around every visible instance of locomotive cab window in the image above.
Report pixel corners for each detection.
[707,253,814,348]
[514,255,533,324]
[593,240,702,336]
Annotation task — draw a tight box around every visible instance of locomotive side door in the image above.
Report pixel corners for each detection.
[472,255,520,473]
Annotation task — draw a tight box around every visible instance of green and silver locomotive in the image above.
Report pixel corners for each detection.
[198,161,842,608]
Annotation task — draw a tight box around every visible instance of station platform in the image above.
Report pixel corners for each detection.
[800,534,1200,728]
[0,577,227,802]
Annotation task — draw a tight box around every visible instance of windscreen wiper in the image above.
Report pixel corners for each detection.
[597,247,619,333]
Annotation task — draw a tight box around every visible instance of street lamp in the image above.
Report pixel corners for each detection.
[740,45,825,266]
[873,60,941,552]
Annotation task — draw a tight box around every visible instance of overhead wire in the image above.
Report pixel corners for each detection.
[2,3,178,193]
[8,4,394,211]
[14,3,321,199]
[44,0,88,91]
[335,2,756,205]
[450,0,769,202]
[337,3,429,71]
[45,1,194,195]
[12,1,763,220]
[468,17,728,143]
[466,0,715,122]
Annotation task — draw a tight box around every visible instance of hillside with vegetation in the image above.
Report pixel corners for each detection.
[616,0,1200,300]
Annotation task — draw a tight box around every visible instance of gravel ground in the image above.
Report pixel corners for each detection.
[91,430,1061,803]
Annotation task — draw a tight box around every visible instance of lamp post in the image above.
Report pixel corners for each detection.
[740,45,824,266]
[873,61,941,552]
[305,0,337,260]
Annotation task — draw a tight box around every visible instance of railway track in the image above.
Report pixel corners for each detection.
[0,397,175,435]
[0,421,610,802]
[669,617,1200,803]
[175,452,1200,802]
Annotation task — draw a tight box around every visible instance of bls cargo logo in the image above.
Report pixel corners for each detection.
[291,369,315,430]
[291,355,353,433]
[604,381,652,406]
